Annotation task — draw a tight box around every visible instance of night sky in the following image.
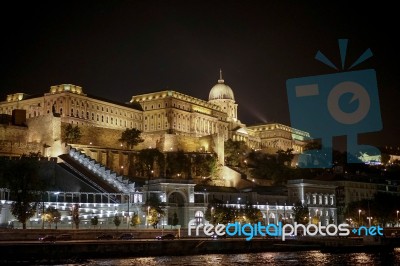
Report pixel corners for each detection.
[1,1,399,150]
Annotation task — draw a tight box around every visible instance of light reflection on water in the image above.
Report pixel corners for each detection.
[86,248,400,266]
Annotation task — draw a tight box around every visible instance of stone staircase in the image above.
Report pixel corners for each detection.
[63,147,135,193]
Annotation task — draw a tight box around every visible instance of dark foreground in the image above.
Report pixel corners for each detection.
[1,237,400,264]
[86,249,400,266]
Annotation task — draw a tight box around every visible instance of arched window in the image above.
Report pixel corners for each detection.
[195,211,204,225]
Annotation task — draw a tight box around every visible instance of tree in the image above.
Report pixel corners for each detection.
[194,154,218,178]
[172,212,179,227]
[137,148,164,178]
[248,150,298,185]
[205,202,262,225]
[166,150,191,178]
[119,128,144,149]
[72,203,80,229]
[292,201,309,224]
[2,155,45,229]
[243,205,263,224]
[63,124,82,144]
[91,216,99,228]
[130,213,140,227]
[224,139,249,167]
[42,206,61,229]
[276,149,294,166]
[113,215,121,229]
[343,192,400,227]
[145,194,165,228]
[381,153,390,165]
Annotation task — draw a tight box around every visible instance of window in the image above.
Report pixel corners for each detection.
[97,115,99,121]
[101,115,104,122]
[91,113,94,120]
[194,211,204,225]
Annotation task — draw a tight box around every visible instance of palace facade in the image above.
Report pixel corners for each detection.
[0,72,309,159]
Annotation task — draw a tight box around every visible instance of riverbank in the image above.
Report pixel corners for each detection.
[1,237,399,264]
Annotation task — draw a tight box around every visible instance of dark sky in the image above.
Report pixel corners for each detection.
[1,1,399,149]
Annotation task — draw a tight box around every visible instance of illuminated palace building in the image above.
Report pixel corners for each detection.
[0,72,315,229]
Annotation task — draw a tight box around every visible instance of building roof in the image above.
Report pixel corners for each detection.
[241,186,287,195]
[87,94,143,111]
[195,184,239,193]
[208,70,235,101]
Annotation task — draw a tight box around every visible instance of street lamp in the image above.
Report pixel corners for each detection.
[358,209,361,226]
[147,206,150,228]
[41,192,45,230]
[367,217,373,227]
[397,210,399,227]
[54,192,60,209]
[127,194,130,229]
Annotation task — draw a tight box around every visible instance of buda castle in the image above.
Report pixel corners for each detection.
[0,71,309,162]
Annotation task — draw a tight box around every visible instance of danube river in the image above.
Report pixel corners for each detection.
[83,249,400,265]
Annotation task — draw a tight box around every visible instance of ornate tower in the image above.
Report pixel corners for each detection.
[208,70,238,122]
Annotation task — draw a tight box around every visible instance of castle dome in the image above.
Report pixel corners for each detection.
[208,70,235,101]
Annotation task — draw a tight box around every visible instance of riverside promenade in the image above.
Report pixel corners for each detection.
[1,229,400,264]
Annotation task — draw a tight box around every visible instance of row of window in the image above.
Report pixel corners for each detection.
[306,194,335,206]
[143,101,193,112]
[68,99,141,119]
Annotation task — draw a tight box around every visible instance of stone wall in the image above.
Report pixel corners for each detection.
[221,166,242,187]
[27,114,64,157]
[62,123,125,149]
[0,124,43,155]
